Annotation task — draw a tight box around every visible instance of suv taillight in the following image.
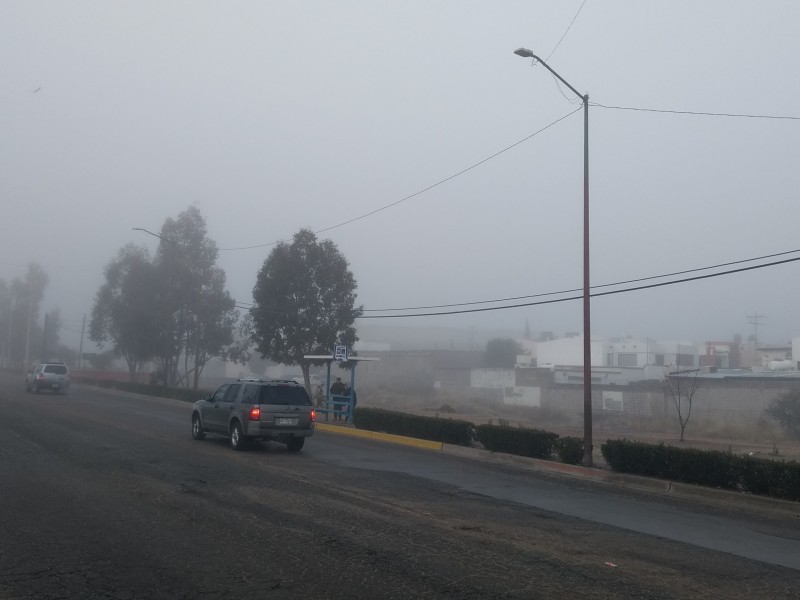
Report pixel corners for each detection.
[37,373,45,380]
[249,406,261,421]
[310,409,316,422]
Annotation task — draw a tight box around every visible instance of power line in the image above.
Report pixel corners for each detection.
[591,103,800,121]
[546,0,588,61]
[359,255,800,319]
[364,247,800,312]
[235,248,800,315]
[219,107,582,251]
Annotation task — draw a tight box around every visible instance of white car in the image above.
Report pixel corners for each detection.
[26,362,71,394]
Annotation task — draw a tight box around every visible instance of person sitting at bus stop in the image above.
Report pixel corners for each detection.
[330,377,346,420]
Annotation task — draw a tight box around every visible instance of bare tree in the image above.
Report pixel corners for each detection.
[663,367,701,442]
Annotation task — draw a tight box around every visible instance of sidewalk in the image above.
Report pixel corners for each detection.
[316,422,800,518]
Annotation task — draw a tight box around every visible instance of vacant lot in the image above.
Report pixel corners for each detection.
[360,387,800,463]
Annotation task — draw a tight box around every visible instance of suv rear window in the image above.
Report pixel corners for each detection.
[258,385,312,406]
[43,365,68,374]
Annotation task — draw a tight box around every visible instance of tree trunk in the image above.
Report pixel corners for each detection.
[126,357,138,383]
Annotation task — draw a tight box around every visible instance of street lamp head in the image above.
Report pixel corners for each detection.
[514,47,535,58]
[132,226,176,244]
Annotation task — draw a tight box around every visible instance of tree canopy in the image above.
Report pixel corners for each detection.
[91,206,245,386]
[484,338,524,368]
[0,263,58,368]
[766,390,800,439]
[251,229,362,395]
[90,244,160,380]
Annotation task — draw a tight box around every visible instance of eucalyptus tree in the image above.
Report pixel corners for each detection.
[251,229,362,396]
[90,244,160,381]
[154,206,240,388]
[94,207,244,387]
[8,263,48,368]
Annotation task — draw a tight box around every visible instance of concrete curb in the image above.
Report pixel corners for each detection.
[442,444,800,517]
[316,422,443,450]
[319,424,800,517]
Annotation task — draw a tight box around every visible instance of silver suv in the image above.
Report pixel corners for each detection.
[26,362,70,394]
[191,379,315,451]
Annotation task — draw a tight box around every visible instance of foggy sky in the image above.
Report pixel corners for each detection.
[2,1,799,352]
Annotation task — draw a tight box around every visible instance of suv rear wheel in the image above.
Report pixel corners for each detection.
[286,437,305,452]
[230,421,247,451]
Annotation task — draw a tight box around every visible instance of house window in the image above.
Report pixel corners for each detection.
[654,354,665,366]
[677,353,695,367]
[617,353,637,367]
[607,353,614,366]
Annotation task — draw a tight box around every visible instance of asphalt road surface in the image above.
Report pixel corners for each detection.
[1,374,798,599]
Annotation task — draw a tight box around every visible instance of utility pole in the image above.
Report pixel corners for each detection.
[40,312,49,362]
[23,292,32,369]
[5,300,12,368]
[78,314,86,369]
[746,313,766,349]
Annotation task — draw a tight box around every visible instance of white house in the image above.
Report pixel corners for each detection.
[536,335,704,385]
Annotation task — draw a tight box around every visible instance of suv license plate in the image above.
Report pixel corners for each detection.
[276,418,298,426]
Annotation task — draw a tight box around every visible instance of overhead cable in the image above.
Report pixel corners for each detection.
[219,107,582,251]
[545,0,588,61]
[591,103,800,121]
[359,256,800,319]
[364,247,800,312]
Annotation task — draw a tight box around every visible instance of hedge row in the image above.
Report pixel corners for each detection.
[353,408,584,464]
[602,439,800,502]
[353,407,474,446]
[476,424,558,459]
[75,377,209,403]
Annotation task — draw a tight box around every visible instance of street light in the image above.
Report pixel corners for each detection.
[514,47,593,467]
[132,226,177,386]
[132,227,169,243]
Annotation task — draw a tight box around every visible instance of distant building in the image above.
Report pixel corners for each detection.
[533,335,707,385]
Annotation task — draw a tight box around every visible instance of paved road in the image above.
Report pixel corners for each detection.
[311,431,800,569]
[1,374,798,599]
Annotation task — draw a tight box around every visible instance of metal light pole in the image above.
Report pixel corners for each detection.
[514,47,593,466]
[133,226,177,386]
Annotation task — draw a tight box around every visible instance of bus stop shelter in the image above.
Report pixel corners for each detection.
[303,354,379,424]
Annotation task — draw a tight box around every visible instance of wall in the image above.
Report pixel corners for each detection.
[537,374,800,425]
[535,336,606,367]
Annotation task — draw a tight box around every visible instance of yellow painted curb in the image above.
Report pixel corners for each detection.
[316,423,443,451]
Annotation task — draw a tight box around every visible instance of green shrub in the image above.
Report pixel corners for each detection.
[476,424,557,459]
[353,407,475,446]
[554,436,584,465]
[601,439,800,501]
[766,390,800,439]
[735,455,800,500]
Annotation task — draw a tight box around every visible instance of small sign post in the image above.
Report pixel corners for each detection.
[334,345,348,362]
